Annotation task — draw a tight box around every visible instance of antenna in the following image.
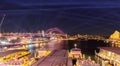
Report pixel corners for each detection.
[0,14,6,33]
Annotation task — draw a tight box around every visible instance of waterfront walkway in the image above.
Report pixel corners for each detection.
[31,50,73,66]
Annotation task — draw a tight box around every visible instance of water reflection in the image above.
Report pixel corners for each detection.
[46,40,65,50]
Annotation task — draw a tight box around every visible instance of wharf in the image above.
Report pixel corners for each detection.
[31,50,73,66]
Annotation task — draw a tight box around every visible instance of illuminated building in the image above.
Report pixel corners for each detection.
[35,49,51,58]
[76,58,100,66]
[42,30,45,37]
[95,47,120,66]
[110,30,120,39]
[69,44,82,59]
[109,30,120,47]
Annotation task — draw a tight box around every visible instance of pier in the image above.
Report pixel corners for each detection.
[31,50,72,66]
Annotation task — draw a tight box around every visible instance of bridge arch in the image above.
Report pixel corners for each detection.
[45,27,65,35]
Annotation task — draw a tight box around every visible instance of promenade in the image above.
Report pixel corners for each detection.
[31,50,73,66]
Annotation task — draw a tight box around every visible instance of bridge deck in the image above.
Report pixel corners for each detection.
[31,50,73,66]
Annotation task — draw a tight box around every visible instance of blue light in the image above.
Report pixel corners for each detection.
[28,44,32,50]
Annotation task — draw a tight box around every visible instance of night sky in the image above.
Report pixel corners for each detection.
[0,0,120,36]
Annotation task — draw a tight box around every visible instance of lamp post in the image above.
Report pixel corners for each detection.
[74,43,77,48]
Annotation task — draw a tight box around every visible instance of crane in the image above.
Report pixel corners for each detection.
[0,14,6,33]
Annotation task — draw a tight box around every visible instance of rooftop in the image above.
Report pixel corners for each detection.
[98,47,120,55]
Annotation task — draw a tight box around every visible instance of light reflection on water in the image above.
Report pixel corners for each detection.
[30,40,67,51]
[46,40,65,50]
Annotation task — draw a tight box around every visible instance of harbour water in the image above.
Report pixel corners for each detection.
[46,39,109,57]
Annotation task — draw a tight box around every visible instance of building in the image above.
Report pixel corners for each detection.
[110,30,120,39]
[69,44,82,59]
[95,47,120,66]
[76,58,100,66]
[108,30,120,47]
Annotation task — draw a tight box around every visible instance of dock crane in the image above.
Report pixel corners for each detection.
[0,14,6,33]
